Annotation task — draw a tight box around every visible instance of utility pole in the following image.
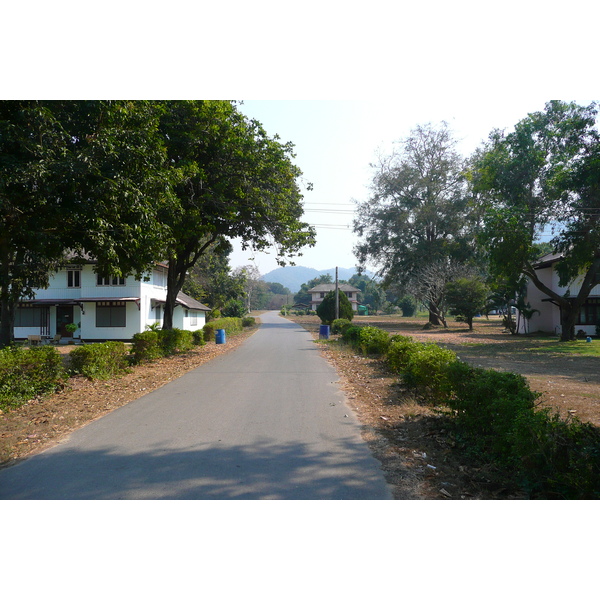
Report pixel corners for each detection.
[335,266,339,321]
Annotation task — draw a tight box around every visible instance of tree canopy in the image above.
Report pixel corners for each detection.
[353,122,478,324]
[0,101,172,347]
[473,100,600,341]
[157,101,315,328]
[0,100,315,345]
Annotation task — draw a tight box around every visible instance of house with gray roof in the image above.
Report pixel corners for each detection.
[307,283,361,313]
[13,258,210,343]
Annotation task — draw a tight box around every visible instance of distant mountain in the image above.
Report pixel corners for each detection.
[261,266,375,293]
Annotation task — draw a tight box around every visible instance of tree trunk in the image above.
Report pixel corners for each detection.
[0,301,14,348]
[428,302,442,326]
[163,254,185,331]
[559,302,578,342]
[0,244,15,348]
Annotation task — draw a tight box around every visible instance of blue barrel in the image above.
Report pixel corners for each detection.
[319,325,330,339]
[215,329,226,344]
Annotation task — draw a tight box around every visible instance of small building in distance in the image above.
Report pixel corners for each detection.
[307,284,361,313]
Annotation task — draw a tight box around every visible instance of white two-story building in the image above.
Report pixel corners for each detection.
[13,258,209,343]
[307,283,361,313]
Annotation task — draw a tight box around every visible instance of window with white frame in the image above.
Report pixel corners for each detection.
[97,275,125,286]
[67,270,81,288]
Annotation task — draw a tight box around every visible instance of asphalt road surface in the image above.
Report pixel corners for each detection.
[0,311,393,499]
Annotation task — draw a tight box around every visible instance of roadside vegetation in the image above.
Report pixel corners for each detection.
[289,313,600,499]
[0,318,256,413]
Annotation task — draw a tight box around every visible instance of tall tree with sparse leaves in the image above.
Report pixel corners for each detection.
[353,122,477,325]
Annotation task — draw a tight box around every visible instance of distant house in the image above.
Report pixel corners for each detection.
[13,258,210,343]
[307,284,361,313]
[518,252,600,336]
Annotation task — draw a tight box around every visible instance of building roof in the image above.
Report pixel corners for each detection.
[307,284,361,293]
[534,252,564,269]
[175,291,210,311]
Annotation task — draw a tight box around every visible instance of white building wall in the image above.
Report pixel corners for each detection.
[525,265,600,335]
[14,264,207,341]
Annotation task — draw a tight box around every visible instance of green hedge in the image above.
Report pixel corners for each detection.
[202,317,243,342]
[338,323,600,499]
[0,346,65,410]
[158,328,194,356]
[131,331,162,363]
[69,342,130,380]
[331,318,352,335]
[131,328,196,363]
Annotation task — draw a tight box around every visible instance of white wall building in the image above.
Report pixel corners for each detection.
[519,253,600,336]
[13,260,209,342]
[307,284,361,313]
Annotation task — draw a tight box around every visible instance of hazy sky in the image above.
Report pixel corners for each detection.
[5,1,598,280]
[231,97,595,275]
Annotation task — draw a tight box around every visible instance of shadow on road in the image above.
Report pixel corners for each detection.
[0,433,394,500]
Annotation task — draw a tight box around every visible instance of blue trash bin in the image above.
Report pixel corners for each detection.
[319,325,330,339]
[215,329,226,344]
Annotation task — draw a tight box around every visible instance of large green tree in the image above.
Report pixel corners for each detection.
[157,101,315,329]
[353,122,477,325]
[473,100,600,341]
[0,101,172,347]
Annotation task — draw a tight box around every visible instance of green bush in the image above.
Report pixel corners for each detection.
[131,328,195,363]
[356,326,390,355]
[242,317,256,327]
[341,325,363,346]
[444,362,538,456]
[69,342,130,380]
[442,361,600,498]
[192,330,206,346]
[159,328,193,356]
[512,410,600,499]
[131,331,162,363]
[0,346,65,410]
[386,335,418,373]
[331,318,351,334]
[402,344,458,401]
[221,299,247,318]
[203,317,243,342]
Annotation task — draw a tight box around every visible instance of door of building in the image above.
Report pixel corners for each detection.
[56,305,74,337]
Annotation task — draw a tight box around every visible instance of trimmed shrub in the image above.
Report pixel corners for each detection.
[159,328,193,356]
[192,330,205,346]
[203,317,243,342]
[512,410,600,499]
[242,317,256,328]
[356,326,391,355]
[131,331,162,363]
[0,346,65,410]
[69,342,130,380]
[341,325,363,346]
[331,318,351,335]
[402,344,458,401]
[386,335,418,373]
[444,362,539,458]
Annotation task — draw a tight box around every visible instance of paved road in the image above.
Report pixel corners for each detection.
[0,312,392,499]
